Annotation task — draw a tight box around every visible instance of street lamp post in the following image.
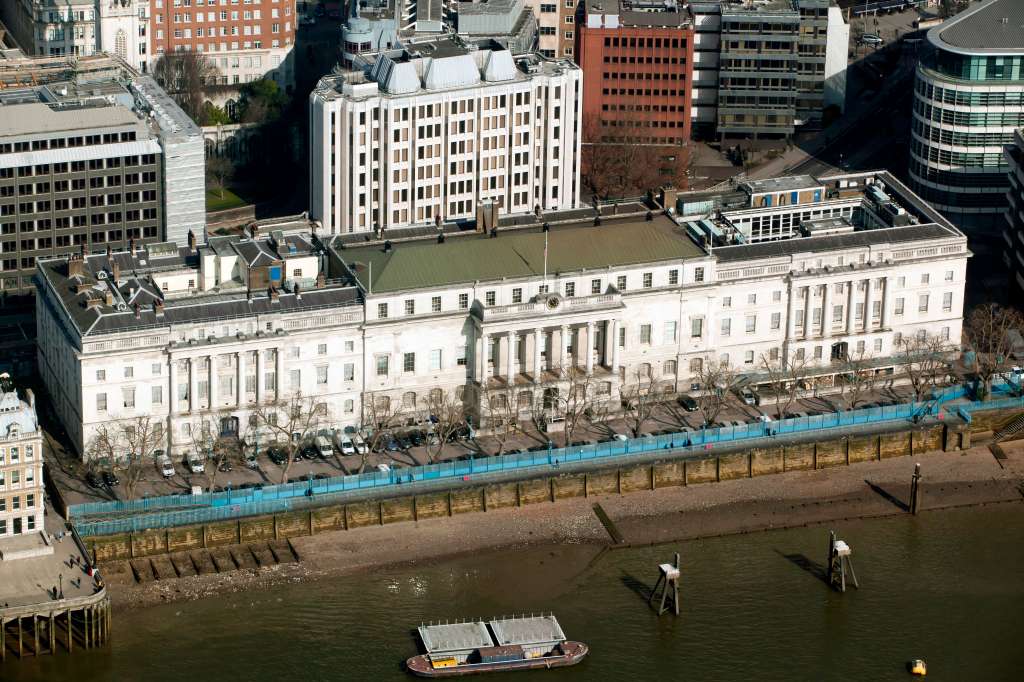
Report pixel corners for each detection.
[58,572,64,600]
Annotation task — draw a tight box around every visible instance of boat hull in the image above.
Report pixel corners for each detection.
[406,642,588,677]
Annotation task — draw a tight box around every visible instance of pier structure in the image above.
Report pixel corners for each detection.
[649,553,681,616]
[826,531,859,593]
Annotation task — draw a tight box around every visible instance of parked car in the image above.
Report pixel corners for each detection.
[101,470,119,487]
[739,388,759,406]
[186,452,205,474]
[218,460,233,473]
[339,436,356,455]
[157,453,175,478]
[267,446,288,465]
[245,452,260,469]
[376,463,391,473]
[353,433,369,454]
[859,33,883,46]
[385,437,402,452]
[677,395,698,411]
[86,471,104,488]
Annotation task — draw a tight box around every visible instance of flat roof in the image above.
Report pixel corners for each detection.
[714,223,961,263]
[489,615,566,646]
[338,215,706,293]
[418,622,495,654]
[741,175,821,195]
[931,0,1024,54]
[0,101,140,138]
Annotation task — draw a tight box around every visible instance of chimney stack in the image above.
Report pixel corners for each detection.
[250,224,259,240]
[188,229,197,253]
[269,287,280,302]
[316,272,326,289]
[129,237,136,253]
[67,254,84,278]
[154,299,165,318]
[112,261,121,282]
[134,303,141,319]
[103,289,114,305]
[294,282,302,300]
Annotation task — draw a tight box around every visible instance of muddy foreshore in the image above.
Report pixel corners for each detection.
[104,445,1024,613]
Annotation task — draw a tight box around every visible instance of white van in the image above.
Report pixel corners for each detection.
[186,452,205,474]
[315,435,334,458]
[157,452,175,478]
[338,436,356,455]
[353,433,369,454]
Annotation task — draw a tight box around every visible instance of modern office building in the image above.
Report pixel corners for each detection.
[456,0,538,55]
[909,0,1024,233]
[0,0,151,71]
[0,54,205,296]
[149,0,296,90]
[309,36,581,235]
[1004,127,1024,296]
[577,0,694,145]
[690,0,847,142]
[39,171,968,461]
[0,373,43,538]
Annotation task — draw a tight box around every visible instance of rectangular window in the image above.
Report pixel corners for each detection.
[874,338,883,352]
[565,282,575,298]
[918,294,929,312]
[640,324,652,344]
[456,346,467,366]
[431,296,442,312]
[122,388,135,408]
[96,393,107,411]
[152,363,162,376]
[642,272,653,288]
[722,296,731,308]
[404,299,415,315]
[96,370,106,381]
[664,321,677,344]
[833,305,844,322]
[694,267,704,282]
[344,363,355,381]
[744,350,754,365]
[617,275,627,290]
[691,318,703,338]
[745,315,756,333]
[459,293,469,309]
[403,352,416,373]
[945,270,954,282]
[317,366,328,385]
[591,279,601,294]
[668,270,679,285]
[895,298,905,315]
[485,291,496,306]
[318,343,327,355]
[771,312,782,330]
[152,386,163,404]
[376,355,389,376]
[921,273,930,284]
[721,318,731,337]
[430,349,442,371]
[747,293,756,304]
[124,366,133,378]
[290,369,301,389]
[378,302,388,319]
[942,292,953,312]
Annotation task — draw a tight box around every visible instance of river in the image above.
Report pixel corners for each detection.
[4,504,1023,681]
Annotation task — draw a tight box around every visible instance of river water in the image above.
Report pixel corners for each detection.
[4,505,1023,681]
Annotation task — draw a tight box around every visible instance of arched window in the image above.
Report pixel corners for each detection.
[115,29,127,59]
[639,363,652,379]
[689,357,703,373]
[517,391,533,409]
[402,391,417,408]
[428,388,443,403]
[663,360,677,376]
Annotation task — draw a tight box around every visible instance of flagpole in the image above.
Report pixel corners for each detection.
[543,229,548,286]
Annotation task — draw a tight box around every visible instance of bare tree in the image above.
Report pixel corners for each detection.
[249,393,329,483]
[557,368,597,447]
[760,353,809,419]
[481,385,519,457]
[152,51,220,123]
[621,367,658,437]
[895,334,954,402]
[182,412,244,491]
[206,155,235,199]
[962,303,1024,400]
[423,389,467,462]
[836,349,877,410]
[580,114,685,199]
[84,417,163,500]
[361,391,403,472]
[693,357,738,427]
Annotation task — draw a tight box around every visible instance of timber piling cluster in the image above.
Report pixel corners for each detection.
[0,593,111,661]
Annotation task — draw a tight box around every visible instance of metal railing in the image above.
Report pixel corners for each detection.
[70,399,945,536]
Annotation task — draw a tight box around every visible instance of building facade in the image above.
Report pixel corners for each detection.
[309,37,582,235]
[524,0,575,60]
[38,171,969,462]
[0,55,205,296]
[909,0,1024,233]
[1004,128,1024,297]
[0,0,151,71]
[149,0,296,90]
[0,375,43,538]
[577,0,694,145]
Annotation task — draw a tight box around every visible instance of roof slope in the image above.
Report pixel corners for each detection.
[340,220,706,292]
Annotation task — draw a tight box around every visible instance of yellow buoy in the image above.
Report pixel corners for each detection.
[908,659,927,676]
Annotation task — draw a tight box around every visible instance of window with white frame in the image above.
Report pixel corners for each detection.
[430,349,442,371]
[942,292,953,312]
[721,318,731,337]
[403,352,416,373]
[432,296,442,312]
[344,363,355,381]
[316,366,328,385]
[96,393,107,411]
[664,321,677,344]
[771,312,781,330]
[746,315,756,333]
[375,355,389,376]
[640,324,652,344]
[918,294,929,312]
[405,299,415,315]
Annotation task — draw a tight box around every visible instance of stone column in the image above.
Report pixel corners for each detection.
[785,282,797,343]
[479,331,490,381]
[585,321,595,375]
[169,359,178,415]
[189,357,199,413]
[506,331,516,382]
[559,324,568,374]
[604,319,615,368]
[845,280,855,334]
[821,282,833,337]
[880,276,891,329]
[275,347,284,400]
[611,320,621,374]
[209,355,218,409]
[236,351,246,407]
[256,349,265,403]
[801,286,811,340]
[864,277,874,331]
[533,327,543,379]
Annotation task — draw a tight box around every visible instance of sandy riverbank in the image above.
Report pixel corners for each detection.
[105,444,1024,613]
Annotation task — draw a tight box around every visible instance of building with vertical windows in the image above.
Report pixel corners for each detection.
[0,54,205,296]
[1004,128,1024,296]
[0,374,42,538]
[456,0,538,55]
[524,0,575,60]
[309,37,581,235]
[38,171,968,461]
[909,0,1024,233]
[0,0,151,71]
[149,0,296,91]
[577,0,694,146]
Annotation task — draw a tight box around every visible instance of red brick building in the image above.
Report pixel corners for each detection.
[576,0,694,149]
[150,0,296,92]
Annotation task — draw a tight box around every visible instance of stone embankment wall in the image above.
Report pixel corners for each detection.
[83,409,1012,564]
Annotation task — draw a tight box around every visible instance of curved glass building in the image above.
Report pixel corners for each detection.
[909,0,1024,232]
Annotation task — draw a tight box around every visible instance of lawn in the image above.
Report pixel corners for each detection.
[205,187,250,212]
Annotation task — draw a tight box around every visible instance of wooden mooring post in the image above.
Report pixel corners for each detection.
[909,463,922,515]
[827,530,859,593]
[649,552,681,616]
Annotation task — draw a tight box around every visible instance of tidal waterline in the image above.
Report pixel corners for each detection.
[5,504,1023,681]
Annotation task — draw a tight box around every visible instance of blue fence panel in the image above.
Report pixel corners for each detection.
[73,391,1023,536]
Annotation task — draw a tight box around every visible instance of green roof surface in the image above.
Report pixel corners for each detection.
[339,219,706,293]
